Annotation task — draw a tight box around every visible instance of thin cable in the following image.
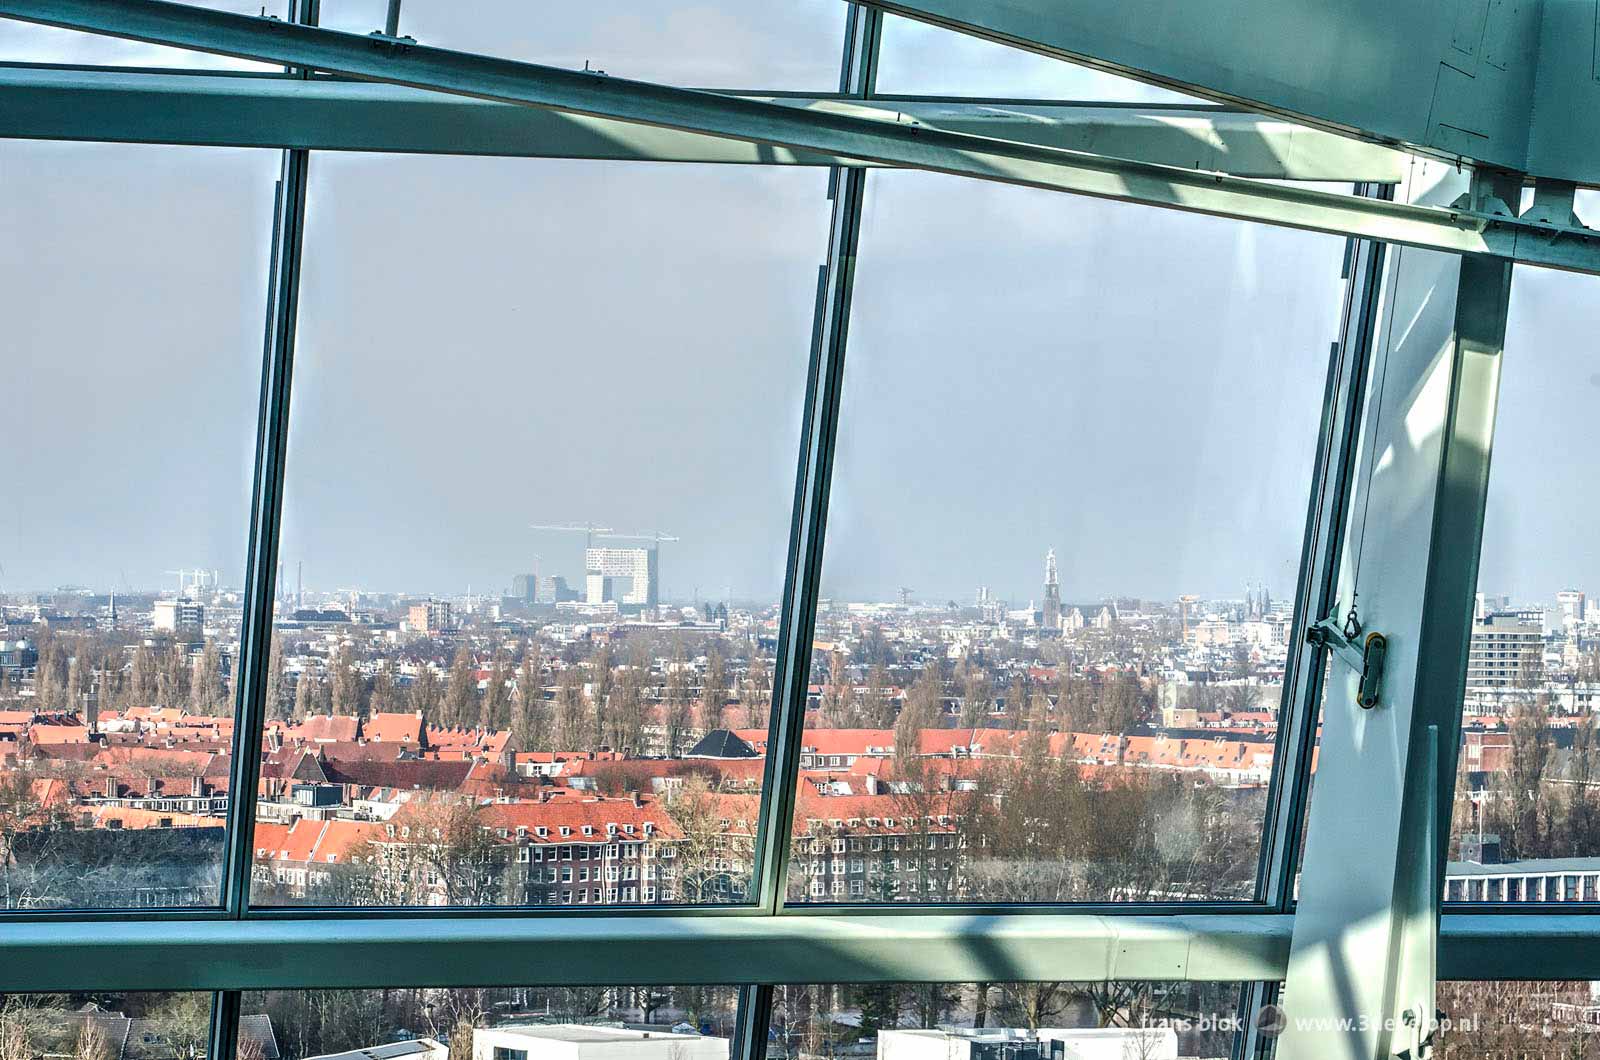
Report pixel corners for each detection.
[1347,243,1403,603]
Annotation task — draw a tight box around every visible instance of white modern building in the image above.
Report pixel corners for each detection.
[473,1025,727,1060]
[1558,589,1587,630]
[307,1039,449,1060]
[585,547,658,607]
[879,1027,1179,1060]
[1466,613,1544,693]
[151,598,204,634]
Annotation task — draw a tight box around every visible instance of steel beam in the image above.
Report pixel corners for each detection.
[0,66,1406,181]
[857,0,1540,178]
[4,0,1600,273]
[2,913,1291,992]
[1438,915,1600,981]
[867,0,1600,190]
[1277,159,1513,1058]
[0,911,1589,991]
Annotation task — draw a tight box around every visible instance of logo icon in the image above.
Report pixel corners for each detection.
[1256,1004,1288,1038]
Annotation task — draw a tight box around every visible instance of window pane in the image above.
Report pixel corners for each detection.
[316,0,845,90]
[1448,267,1600,903]
[771,981,1247,1060]
[242,987,738,1060]
[0,1,284,69]
[248,155,827,908]
[0,993,216,1060]
[789,171,1346,904]
[874,14,1195,101]
[0,141,274,909]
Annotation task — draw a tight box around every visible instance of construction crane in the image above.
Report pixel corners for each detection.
[164,568,217,597]
[528,523,614,550]
[595,529,680,549]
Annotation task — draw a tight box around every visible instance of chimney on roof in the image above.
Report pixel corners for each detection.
[632,791,642,808]
[104,776,116,799]
[192,774,204,798]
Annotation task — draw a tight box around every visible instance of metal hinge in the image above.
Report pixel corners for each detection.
[1306,599,1388,708]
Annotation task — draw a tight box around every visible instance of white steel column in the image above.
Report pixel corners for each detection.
[1277,159,1515,1058]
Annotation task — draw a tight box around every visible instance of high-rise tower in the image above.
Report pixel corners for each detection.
[1042,548,1062,629]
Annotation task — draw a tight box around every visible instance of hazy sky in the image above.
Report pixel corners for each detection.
[3,6,1593,609]
[817,173,1344,604]
[1,140,273,599]
[1476,265,1600,607]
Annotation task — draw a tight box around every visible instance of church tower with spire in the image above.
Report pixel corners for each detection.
[1042,548,1062,630]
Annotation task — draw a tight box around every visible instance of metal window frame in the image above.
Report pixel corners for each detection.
[7,0,1600,274]
[1,1,1598,1047]
[209,2,315,1056]
[1273,162,1519,1057]
[1231,187,1392,1060]
[2,912,1590,993]
[0,66,1408,182]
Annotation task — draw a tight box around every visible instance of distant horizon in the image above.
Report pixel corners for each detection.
[8,572,1597,615]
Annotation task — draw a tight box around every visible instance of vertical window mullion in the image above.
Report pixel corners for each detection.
[1251,185,1393,912]
[217,0,314,920]
[733,984,773,1060]
[208,990,242,1060]
[210,0,315,1033]
[748,3,881,919]
[739,7,878,1043]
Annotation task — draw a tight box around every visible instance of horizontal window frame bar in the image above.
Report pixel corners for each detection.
[1438,914,1600,980]
[0,65,1407,181]
[1,913,1591,990]
[3,912,1290,991]
[6,0,1600,273]
[0,898,1274,924]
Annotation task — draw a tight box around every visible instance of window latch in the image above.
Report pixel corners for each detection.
[1306,599,1388,709]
